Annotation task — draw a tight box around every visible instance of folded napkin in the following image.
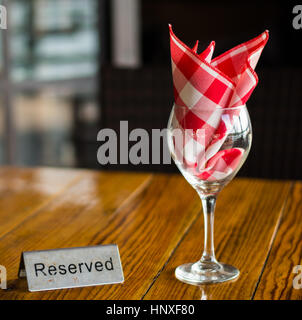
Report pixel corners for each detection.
[169,25,269,181]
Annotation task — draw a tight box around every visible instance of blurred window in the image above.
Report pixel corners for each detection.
[10,0,98,82]
[0,0,99,167]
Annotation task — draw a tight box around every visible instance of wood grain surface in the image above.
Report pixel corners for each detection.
[0,166,82,238]
[0,167,299,300]
[144,178,292,300]
[254,181,302,300]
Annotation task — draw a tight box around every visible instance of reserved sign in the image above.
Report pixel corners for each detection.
[18,244,124,292]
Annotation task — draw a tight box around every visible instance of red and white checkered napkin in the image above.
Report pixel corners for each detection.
[169,25,269,181]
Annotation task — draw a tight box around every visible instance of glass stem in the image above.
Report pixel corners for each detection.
[200,194,218,265]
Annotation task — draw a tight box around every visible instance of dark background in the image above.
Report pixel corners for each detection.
[87,0,302,179]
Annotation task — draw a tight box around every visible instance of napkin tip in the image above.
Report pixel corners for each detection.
[168,24,176,37]
[262,30,270,44]
[264,29,269,38]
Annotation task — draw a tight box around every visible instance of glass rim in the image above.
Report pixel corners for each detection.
[173,103,247,111]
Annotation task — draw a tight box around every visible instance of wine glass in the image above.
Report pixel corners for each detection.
[167,104,252,284]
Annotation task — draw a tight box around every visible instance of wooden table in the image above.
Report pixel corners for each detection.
[0,166,301,300]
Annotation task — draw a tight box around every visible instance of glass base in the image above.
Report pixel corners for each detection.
[175,261,239,285]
